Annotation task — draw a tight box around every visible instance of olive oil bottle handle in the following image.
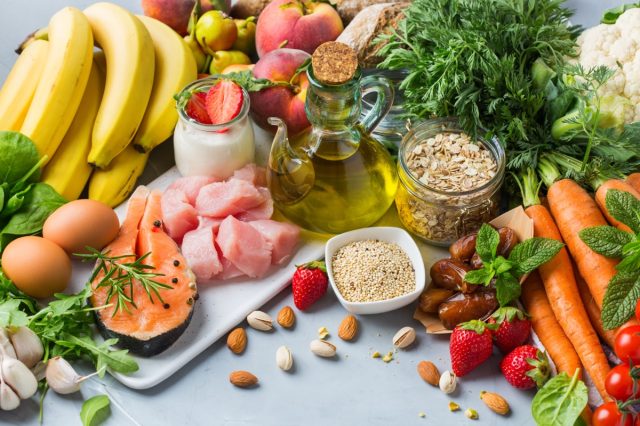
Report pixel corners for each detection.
[359,75,394,135]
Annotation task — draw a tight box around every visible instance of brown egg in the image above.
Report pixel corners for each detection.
[1,236,71,298]
[43,199,120,254]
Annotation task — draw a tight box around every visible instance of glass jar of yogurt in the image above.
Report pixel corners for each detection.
[174,79,255,178]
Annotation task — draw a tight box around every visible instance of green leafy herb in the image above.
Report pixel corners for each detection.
[77,248,171,316]
[579,189,640,329]
[64,335,139,377]
[465,224,562,306]
[0,131,43,184]
[531,370,588,426]
[601,3,640,24]
[80,395,111,426]
[0,299,29,327]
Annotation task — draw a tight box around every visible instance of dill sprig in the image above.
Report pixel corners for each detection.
[77,248,172,316]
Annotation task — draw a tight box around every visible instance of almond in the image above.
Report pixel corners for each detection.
[226,328,247,354]
[337,315,358,341]
[229,370,258,388]
[277,306,295,328]
[417,360,440,386]
[480,391,510,415]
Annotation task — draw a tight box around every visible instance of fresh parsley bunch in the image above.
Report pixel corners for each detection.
[580,189,640,329]
[465,224,563,306]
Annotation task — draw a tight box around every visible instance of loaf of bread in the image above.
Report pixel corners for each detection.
[336,2,408,69]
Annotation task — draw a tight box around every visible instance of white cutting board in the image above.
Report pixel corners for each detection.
[68,166,326,389]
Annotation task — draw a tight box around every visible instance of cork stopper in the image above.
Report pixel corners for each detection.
[311,42,358,85]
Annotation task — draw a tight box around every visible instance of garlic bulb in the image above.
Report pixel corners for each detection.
[0,382,20,411]
[45,357,83,394]
[9,327,43,368]
[0,357,37,399]
[0,329,16,359]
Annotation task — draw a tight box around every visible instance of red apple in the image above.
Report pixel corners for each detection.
[255,0,343,57]
[249,48,311,135]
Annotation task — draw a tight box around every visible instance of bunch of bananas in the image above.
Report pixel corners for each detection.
[0,3,197,207]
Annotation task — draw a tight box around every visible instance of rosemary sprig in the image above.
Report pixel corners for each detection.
[77,248,172,317]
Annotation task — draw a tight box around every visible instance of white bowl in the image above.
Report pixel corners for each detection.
[325,227,426,315]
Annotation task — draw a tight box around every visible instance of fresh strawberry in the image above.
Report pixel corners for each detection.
[292,260,328,311]
[489,307,531,354]
[500,345,550,389]
[449,320,494,377]
[205,80,243,125]
[185,92,212,124]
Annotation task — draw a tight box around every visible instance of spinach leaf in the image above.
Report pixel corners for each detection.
[579,225,632,258]
[80,395,110,426]
[532,371,588,426]
[0,131,42,184]
[0,183,66,250]
[0,183,33,218]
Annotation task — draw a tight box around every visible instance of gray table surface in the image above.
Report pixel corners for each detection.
[0,1,626,425]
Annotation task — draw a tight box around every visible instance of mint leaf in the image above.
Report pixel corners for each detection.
[80,395,110,426]
[509,238,563,277]
[605,189,640,234]
[476,224,500,262]
[618,240,640,272]
[532,370,588,426]
[495,273,521,306]
[579,225,632,258]
[601,271,640,330]
[464,268,494,285]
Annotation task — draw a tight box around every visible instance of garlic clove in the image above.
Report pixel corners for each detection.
[0,329,17,360]
[8,327,43,369]
[0,382,20,411]
[31,361,47,382]
[45,356,82,394]
[1,357,38,399]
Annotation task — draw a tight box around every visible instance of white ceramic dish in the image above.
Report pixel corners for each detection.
[325,227,425,314]
[68,166,326,389]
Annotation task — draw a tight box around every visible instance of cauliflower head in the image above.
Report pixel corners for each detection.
[576,7,640,123]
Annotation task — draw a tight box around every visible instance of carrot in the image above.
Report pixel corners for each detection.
[525,204,611,400]
[547,179,619,310]
[575,271,617,349]
[626,172,640,193]
[594,179,640,233]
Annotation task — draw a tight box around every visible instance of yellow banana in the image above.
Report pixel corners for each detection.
[84,3,155,169]
[0,40,49,131]
[20,7,93,162]
[42,59,104,200]
[133,15,197,153]
[88,145,149,208]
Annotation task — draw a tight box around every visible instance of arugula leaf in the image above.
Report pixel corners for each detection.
[531,370,588,426]
[605,189,640,234]
[80,395,110,426]
[0,131,42,184]
[0,271,37,314]
[579,225,632,258]
[0,299,29,327]
[508,238,563,277]
[495,274,521,307]
[65,335,139,377]
[601,271,640,330]
[475,224,500,263]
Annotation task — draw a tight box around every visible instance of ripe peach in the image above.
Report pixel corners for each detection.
[141,0,230,36]
[255,0,343,57]
[249,48,311,135]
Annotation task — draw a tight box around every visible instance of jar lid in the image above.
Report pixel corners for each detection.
[311,42,358,85]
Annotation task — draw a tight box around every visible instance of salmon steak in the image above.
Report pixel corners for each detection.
[90,186,198,357]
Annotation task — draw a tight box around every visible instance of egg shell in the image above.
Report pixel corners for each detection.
[1,236,71,299]
[43,199,120,254]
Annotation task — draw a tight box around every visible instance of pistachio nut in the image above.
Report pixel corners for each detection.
[246,311,274,331]
[9,326,43,368]
[0,382,20,411]
[309,339,336,358]
[1,357,37,399]
[392,326,416,349]
[439,370,457,394]
[275,346,293,371]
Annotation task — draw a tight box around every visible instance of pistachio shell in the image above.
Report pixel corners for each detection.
[246,311,273,331]
[392,326,416,349]
[309,339,336,357]
[275,346,293,371]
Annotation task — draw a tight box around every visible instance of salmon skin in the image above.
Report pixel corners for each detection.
[90,186,198,357]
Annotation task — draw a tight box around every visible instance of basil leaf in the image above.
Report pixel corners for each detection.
[531,371,588,426]
[509,237,563,277]
[579,225,632,258]
[464,268,494,285]
[475,224,500,262]
[495,273,521,306]
[601,271,640,330]
[80,395,110,426]
[605,189,640,234]
[0,131,41,184]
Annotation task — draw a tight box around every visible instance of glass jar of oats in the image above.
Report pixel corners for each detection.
[395,118,505,246]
